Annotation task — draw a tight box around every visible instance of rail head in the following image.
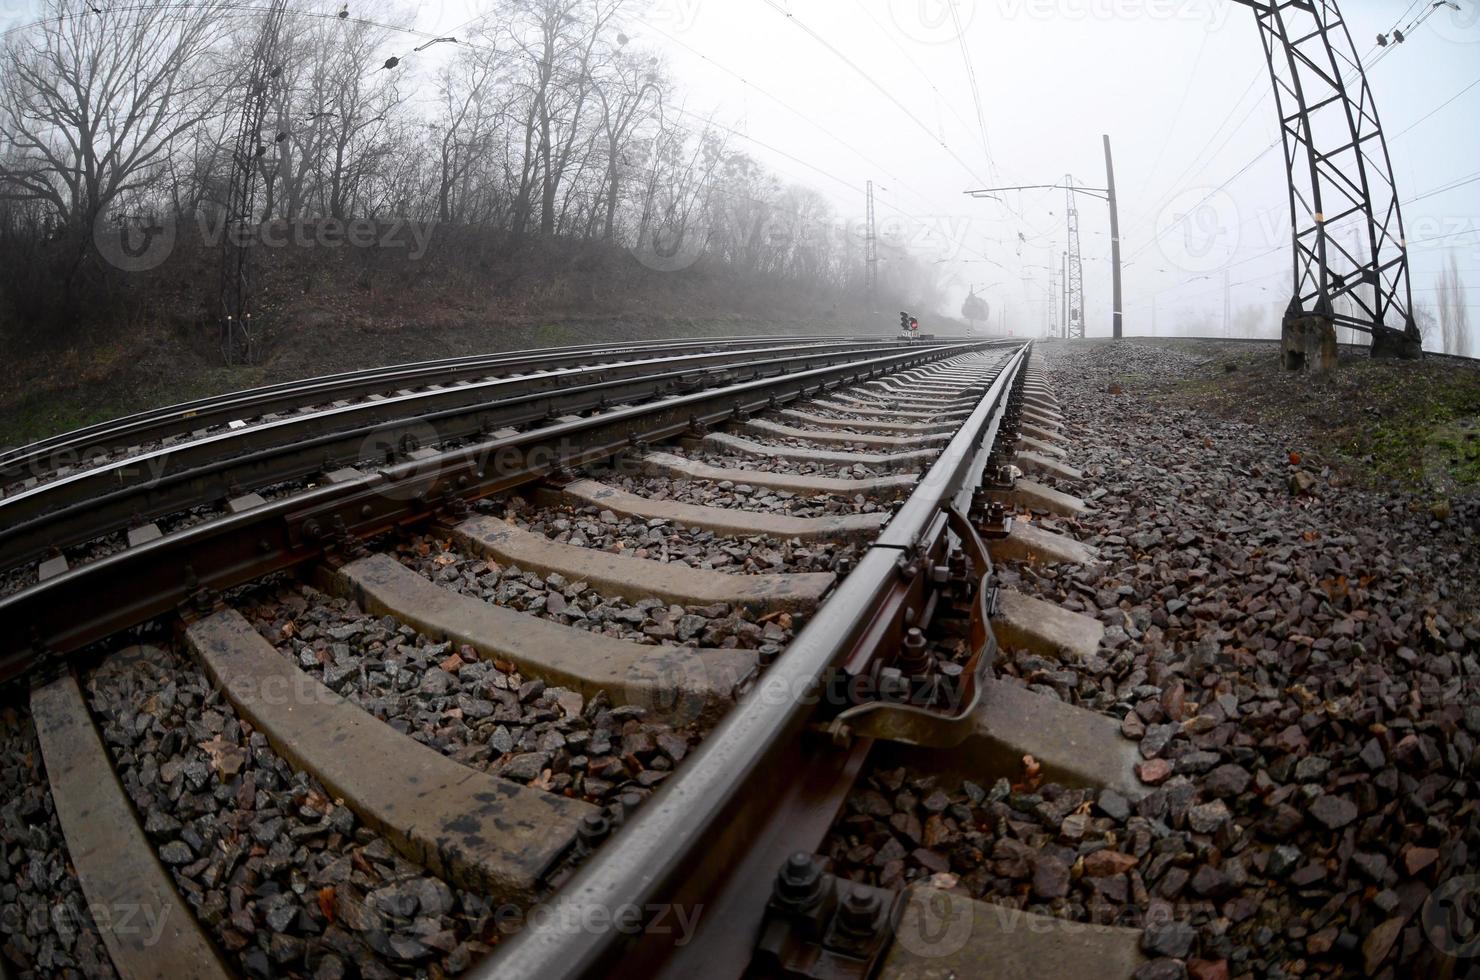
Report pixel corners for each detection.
[478,341,1032,979]
[0,340,999,682]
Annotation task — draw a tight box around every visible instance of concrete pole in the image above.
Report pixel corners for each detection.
[1061,252,1069,340]
[1103,134,1123,340]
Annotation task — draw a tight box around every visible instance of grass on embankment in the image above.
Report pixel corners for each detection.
[1151,342,1480,498]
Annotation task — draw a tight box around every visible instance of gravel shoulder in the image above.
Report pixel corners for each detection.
[824,339,1480,980]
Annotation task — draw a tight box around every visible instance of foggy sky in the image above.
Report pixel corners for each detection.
[11,0,1475,341]
[608,0,1480,341]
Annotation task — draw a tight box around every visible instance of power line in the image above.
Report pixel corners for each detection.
[1402,168,1480,206]
[1122,140,1280,265]
[846,0,981,140]
[755,0,989,186]
[1390,69,1480,142]
[947,0,996,179]
[1134,27,1212,202]
[627,13,942,215]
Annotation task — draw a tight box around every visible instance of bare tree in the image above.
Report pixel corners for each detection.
[0,0,231,230]
[1437,251,1472,356]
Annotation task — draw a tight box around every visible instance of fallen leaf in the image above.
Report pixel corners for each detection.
[318,886,336,923]
[198,736,247,780]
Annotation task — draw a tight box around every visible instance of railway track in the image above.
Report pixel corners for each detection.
[0,334,1151,979]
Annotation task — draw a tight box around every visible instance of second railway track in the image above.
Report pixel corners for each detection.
[0,335,1149,979]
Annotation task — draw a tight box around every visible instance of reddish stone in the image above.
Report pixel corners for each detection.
[1136,758,1174,785]
[1082,848,1139,877]
[1188,959,1229,980]
[1403,845,1439,876]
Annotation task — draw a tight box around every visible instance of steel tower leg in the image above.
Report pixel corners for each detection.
[1243,0,1420,360]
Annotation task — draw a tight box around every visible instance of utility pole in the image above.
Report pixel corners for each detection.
[1061,252,1068,340]
[1065,175,1085,340]
[1048,258,1059,338]
[220,0,289,366]
[864,180,878,312]
[1103,134,1123,340]
[964,138,1122,340]
[1223,268,1232,335]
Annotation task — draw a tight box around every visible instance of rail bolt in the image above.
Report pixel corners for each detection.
[899,627,930,677]
[758,643,782,667]
[774,852,826,911]
[577,813,611,852]
[835,887,883,938]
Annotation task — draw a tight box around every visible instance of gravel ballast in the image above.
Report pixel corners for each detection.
[824,340,1479,980]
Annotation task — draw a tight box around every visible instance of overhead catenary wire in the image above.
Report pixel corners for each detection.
[846,0,982,142]
[624,13,943,216]
[755,0,990,187]
[1122,3,1451,256]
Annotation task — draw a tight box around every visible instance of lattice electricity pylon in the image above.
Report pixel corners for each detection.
[1065,175,1085,341]
[1048,255,1059,338]
[219,0,289,365]
[864,180,878,310]
[1239,0,1417,347]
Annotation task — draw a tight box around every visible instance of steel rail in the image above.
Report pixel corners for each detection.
[0,336,887,480]
[0,340,1004,572]
[480,341,1031,980]
[0,340,995,684]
